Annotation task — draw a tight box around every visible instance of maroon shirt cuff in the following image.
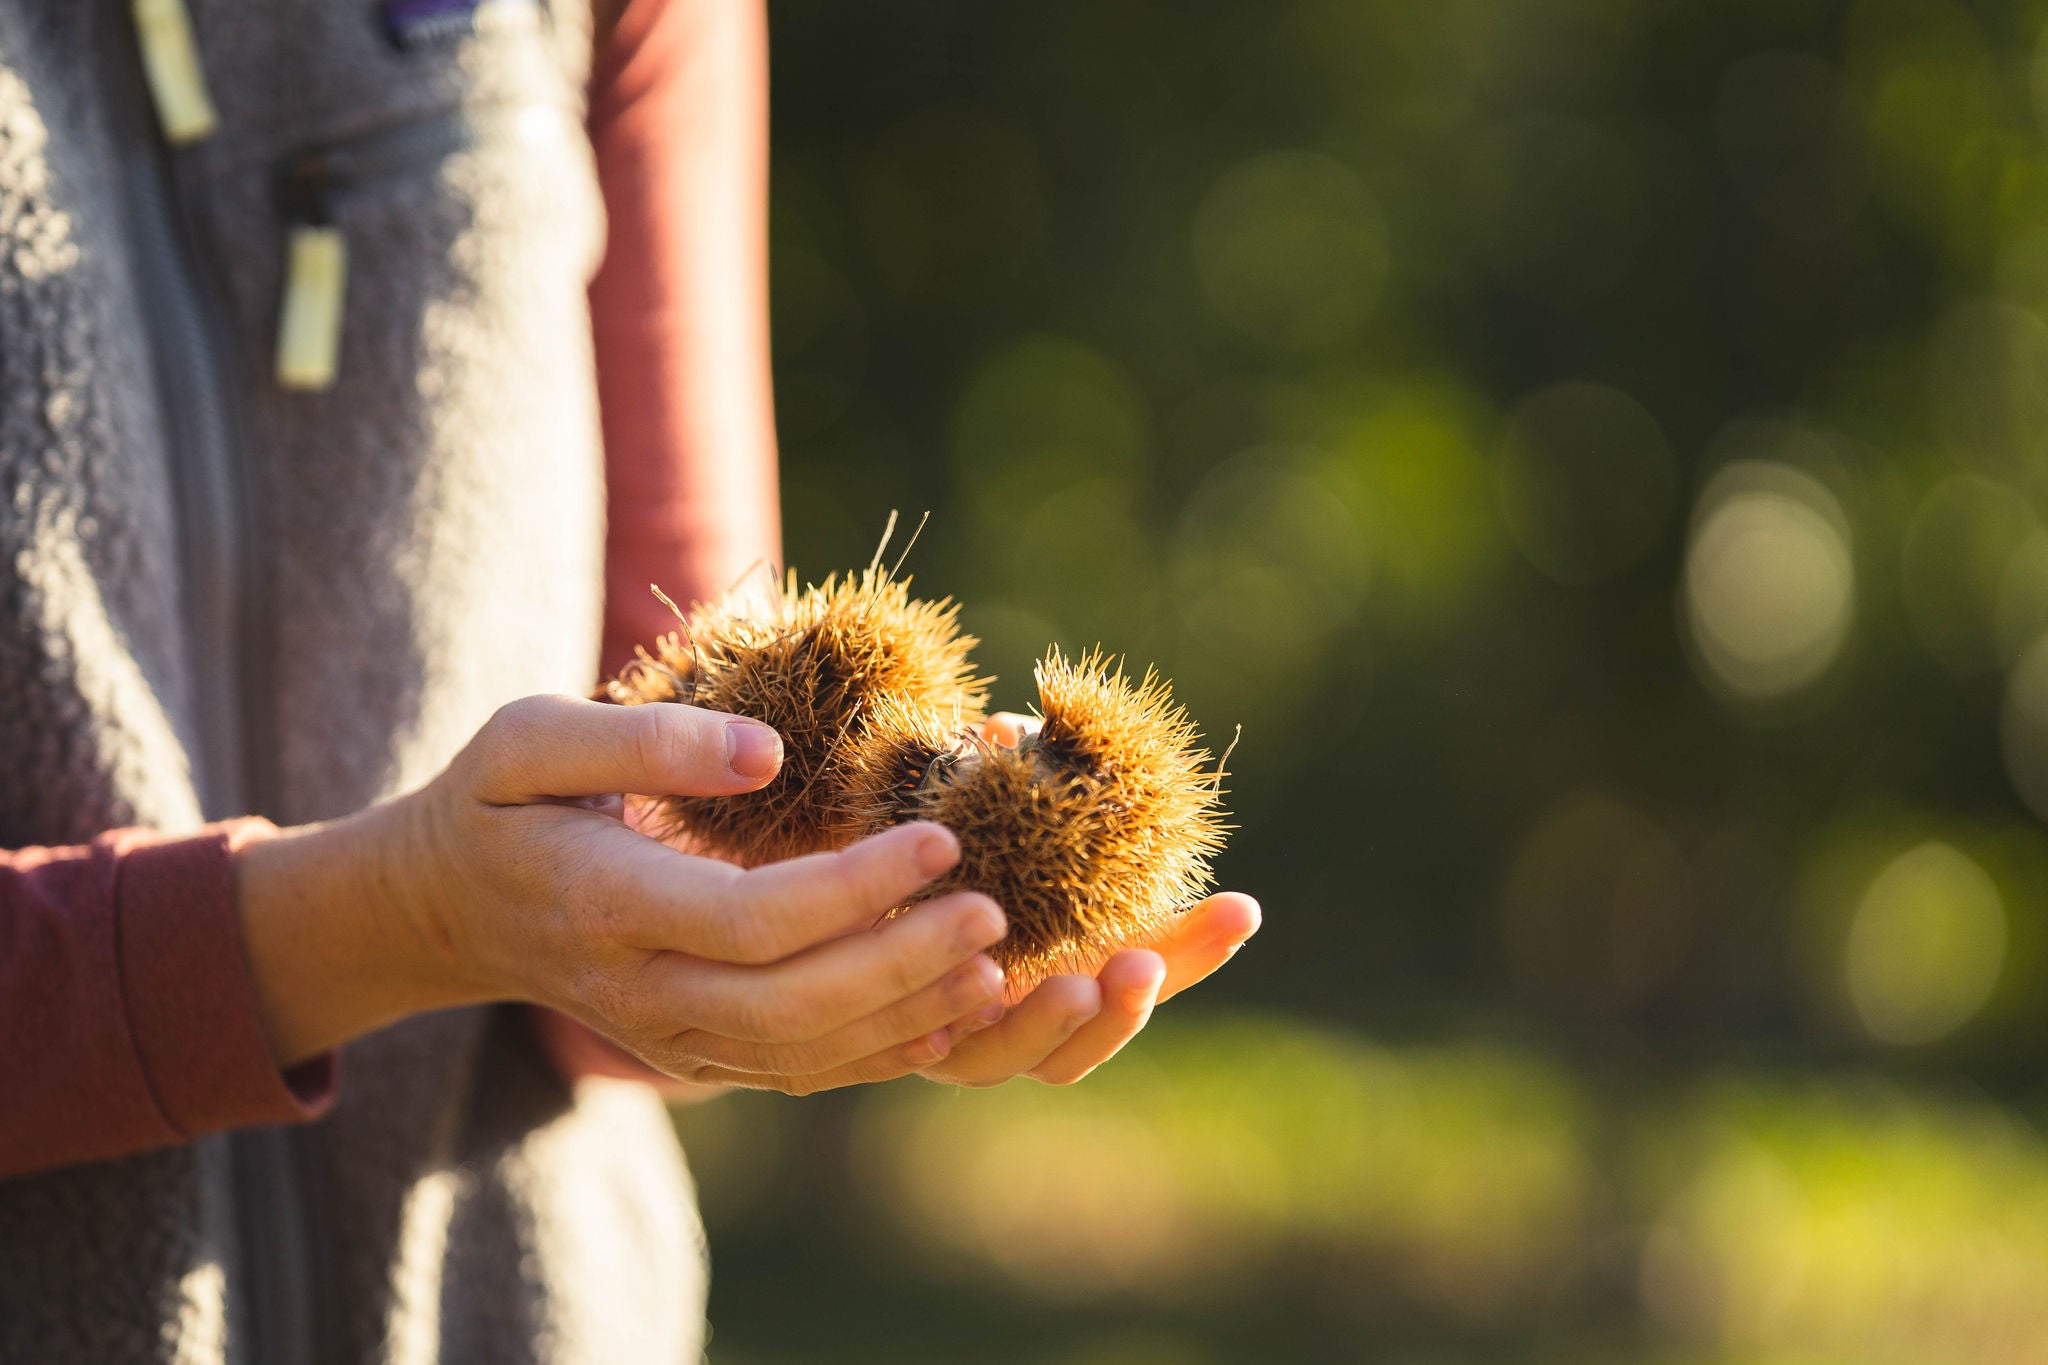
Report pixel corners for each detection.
[0,821,337,1180]
[118,819,337,1137]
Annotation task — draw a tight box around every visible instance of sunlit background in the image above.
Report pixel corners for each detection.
[682,1,2048,1360]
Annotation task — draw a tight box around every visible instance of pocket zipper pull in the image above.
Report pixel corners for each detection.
[132,0,217,144]
[276,226,347,392]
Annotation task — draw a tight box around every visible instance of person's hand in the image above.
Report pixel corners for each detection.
[574,709,1261,1094]
[919,890,1260,1087]
[236,696,1010,1094]
[915,711,1259,1088]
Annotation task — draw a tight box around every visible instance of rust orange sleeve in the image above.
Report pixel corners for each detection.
[589,0,782,681]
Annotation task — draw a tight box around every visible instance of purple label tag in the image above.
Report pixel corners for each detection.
[380,0,541,50]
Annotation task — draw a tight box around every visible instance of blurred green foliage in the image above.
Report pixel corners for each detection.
[691,0,2048,1359]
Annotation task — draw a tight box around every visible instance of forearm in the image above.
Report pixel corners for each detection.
[590,0,780,674]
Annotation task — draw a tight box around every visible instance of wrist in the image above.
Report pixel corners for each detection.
[235,794,487,1065]
[354,785,483,999]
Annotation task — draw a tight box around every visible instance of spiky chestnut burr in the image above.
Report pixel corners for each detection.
[840,649,1231,993]
[608,565,988,865]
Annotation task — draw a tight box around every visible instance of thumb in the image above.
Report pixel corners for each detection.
[464,695,783,805]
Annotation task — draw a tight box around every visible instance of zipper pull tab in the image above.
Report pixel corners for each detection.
[276,226,347,391]
[132,0,217,144]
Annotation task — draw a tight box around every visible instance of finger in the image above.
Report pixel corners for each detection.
[1026,950,1166,1085]
[980,712,1042,747]
[648,891,1005,1040]
[947,998,1009,1045]
[923,974,1102,1087]
[684,1027,957,1097]
[469,694,783,805]
[703,822,966,963]
[545,818,965,961]
[1157,893,1261,1002]
[674,952,1005,1074]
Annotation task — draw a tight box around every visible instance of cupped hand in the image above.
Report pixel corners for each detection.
[239,696,1010,1094]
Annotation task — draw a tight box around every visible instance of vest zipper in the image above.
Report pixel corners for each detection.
[274,106,559,392]
[102,3,253,822]
[282,110,482,215]
[100,5,309,1364]
[275,114,477,393]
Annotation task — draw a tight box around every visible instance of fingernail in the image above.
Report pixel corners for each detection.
[948,956,1004,1011]
[1216,897,1262,942]
[911,1029,952,1064]
[916,825,960,878]
[950,961,999,1015]
[954,902,1007,954]
[724,721,782,779]
[1124,960,1168,1010]
[948,1002,1004,1043]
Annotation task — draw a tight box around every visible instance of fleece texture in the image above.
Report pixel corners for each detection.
[0,1,705,1359]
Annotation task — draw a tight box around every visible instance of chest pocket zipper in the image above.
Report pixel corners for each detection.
[276,225,346,390]
[273,111,502,392]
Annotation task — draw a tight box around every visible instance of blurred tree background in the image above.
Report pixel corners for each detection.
[680,0,2048,1360]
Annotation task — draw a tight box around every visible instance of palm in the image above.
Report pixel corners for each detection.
[920,889,1259,1086]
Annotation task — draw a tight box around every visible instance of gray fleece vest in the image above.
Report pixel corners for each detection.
[0,1,707,1360]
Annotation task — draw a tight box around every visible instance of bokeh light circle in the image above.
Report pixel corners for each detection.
[953,335,1150,498]
[1995,529,2048,664]
[1844,842,2005,1046]
[1928,300,2048,477]
[1190,150,1390,353]
[1900,474,2037,675]
[951,336,1159,645]
[1999,633,2048,822]
[1170,448,1371,727]
[1682,461,1854,702]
